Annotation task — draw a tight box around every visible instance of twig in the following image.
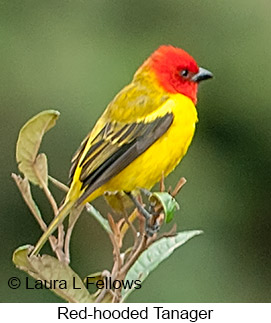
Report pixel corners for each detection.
[12,174,47,232]
[159,172,165,192]
[49,175,69,192]
[109,235,122,277]
[34,168,58,216]
[171,177,187,197]
[157,223,177,240]
[120,209,138,241]
[11,173,65,261]
[33,167,66,258]
[64,205,84,264]
[94,271,113,303]
[120,234,148,277]
[107,214,122,267]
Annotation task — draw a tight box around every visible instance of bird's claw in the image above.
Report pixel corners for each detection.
[145,218,160,237]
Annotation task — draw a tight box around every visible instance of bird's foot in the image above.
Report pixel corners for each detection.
[140,188,161,217]
[126,191,161,237]
[145,217,160,237]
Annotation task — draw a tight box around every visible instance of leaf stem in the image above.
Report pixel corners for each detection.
[11,173,65,262]
[48,175,69,192]
[35,168,58,216]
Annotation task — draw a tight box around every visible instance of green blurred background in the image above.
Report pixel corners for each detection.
[1,0,270,302]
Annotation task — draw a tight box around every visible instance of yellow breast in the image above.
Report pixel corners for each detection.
[89,93,198,199]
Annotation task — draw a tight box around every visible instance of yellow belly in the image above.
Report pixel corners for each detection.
[88,93,198,201]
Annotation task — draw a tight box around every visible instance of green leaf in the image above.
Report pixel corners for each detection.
[13,245,94,303]
[85,203,112,234]
[122,230,203,301]
[16,110,60,187]
[150,192,179,223]
[34,153,48,186]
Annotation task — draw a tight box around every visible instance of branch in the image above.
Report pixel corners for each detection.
[11,173,65,262]
[49,175,69,192]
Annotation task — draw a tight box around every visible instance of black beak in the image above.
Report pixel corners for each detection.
[192,67,213,82]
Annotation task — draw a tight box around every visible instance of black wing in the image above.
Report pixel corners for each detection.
[69,113,173,205]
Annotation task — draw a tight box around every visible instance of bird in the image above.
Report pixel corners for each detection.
[31,45,213,256]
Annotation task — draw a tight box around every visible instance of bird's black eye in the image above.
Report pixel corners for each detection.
[180,69,189,78]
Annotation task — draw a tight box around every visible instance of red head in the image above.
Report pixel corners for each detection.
[148,45,212,104]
